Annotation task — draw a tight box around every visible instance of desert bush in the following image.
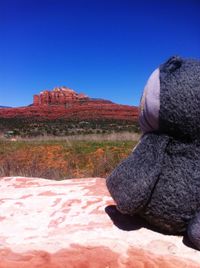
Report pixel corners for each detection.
[0,138,138,180]
[0,118,140,138]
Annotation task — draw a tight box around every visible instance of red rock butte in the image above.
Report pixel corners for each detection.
[0,86,139,121]
[33,87,89,106]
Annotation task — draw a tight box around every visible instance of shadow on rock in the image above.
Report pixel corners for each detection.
[182,234,198,250]
[105,205,148,231]
[105,205,182,235]
[105,205,198,251]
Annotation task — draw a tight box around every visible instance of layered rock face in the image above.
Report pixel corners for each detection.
[33,87,89,106]
[0,176,200,268]
[0,87,138,121]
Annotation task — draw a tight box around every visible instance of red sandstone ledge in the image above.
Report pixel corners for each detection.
[0,177,200,268]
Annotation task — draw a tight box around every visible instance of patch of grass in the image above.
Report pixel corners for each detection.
[0,138,139,180]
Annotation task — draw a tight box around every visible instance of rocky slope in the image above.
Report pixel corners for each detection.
[0,176,200,268]
[0,87,138,121]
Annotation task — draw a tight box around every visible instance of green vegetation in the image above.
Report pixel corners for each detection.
[0,138,139,180]
[0,118,140,138]
[0,117,140,180]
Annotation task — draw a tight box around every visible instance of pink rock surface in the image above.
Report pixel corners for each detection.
[0,176,200,268]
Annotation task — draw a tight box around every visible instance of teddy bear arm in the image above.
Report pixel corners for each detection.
[106,133,169,215]
[187,212,200,250]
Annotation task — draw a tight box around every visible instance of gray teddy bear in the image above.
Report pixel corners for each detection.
[106,56,200,250]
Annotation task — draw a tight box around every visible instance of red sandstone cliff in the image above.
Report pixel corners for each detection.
[33,87,89,106]
[0,87,139,121]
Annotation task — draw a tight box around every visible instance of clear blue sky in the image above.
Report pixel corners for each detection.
[0,0,199,107]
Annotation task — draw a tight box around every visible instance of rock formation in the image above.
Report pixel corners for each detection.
[0,176,200,268]
[33,87,89,106]
[0,87,139,121]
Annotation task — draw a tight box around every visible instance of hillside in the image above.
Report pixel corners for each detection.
[0,86,138,121]
[0,87,139,137]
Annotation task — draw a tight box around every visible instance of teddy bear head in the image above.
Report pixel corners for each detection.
[139,56,200,140]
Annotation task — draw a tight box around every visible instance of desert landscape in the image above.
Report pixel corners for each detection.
[0,87,140,179]
[1,0,200,267]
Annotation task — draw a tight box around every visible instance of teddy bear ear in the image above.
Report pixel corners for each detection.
[161,56,183,73]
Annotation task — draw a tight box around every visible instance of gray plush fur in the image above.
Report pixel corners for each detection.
[159,56,200,140]
[106,56,200,249]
